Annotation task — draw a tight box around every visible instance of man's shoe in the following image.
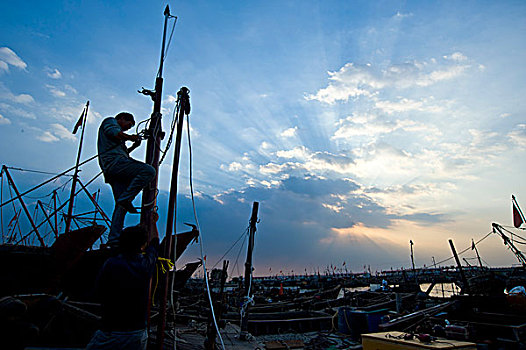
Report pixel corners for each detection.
[118,200,139,214]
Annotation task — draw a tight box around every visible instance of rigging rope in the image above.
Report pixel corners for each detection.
[231,233,247,278]
[157,15,178,78]
[6,166,74,177]
[211,226,249,269]
[159,96,180,165]
[424,231,494,268]
[186,112,226,350]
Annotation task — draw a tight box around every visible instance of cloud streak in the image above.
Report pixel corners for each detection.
[0,47,27,73]
[306,54,472,104]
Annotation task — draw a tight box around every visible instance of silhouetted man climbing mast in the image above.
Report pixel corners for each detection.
[97,112,155,247]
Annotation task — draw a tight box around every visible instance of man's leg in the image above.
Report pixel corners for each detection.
[115,160,155,208]
[107,181,128,246]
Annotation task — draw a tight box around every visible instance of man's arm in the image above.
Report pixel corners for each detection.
[126,139,142,154]
[116,131,140,142]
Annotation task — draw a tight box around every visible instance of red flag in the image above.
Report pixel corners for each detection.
[513,202,524,228]
[72,108,85,134]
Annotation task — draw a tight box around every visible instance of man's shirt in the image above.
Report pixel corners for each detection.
[97,117,129,175]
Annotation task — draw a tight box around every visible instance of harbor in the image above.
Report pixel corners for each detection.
[1,1,526,349]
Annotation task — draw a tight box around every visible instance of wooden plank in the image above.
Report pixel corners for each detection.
[362,331,476,350]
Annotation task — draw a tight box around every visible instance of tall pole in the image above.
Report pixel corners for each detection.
[240,201,259,339]
[65,101,89,234]
[448,239,470,295]
[472,239,483,268]
[140,5,171,241]
[492,223,526,267]
[37,200,58,237]
[409,240,415,271]
[53,190,58,238]
[155,87,190,349]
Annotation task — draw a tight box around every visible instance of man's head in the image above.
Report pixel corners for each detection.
[119,225,148,254]
[115,112,135,131]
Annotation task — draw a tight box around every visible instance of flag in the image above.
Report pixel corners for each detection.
[513,201,524,228]
[72,108,85,134]
[471,239,476,250]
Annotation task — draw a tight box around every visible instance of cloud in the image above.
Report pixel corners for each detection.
[306,54,471,104]
[46,84,66,97]
[0,47,27,73]
[280,126,298,138]
[276,146,309,159]
[37,131,60,143]
[393,12,413,19]
[49,123,77,141]
[374,97,446,114]
[45,67,62,79]
[0,102,35,119]
[0,83,34,104]
[0,113,11,125]
[443,52,467,62]
[332,112,440,141]
[508,124,526,148]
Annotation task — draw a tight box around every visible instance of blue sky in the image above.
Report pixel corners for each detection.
[1,1,526,275]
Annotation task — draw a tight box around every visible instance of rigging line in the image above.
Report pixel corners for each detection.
[7,184,24,245]
[428,231,494,268]
[231,234,247,278]
[0,139,126,209]
[159,96,179,165]
[157,16,178,78]
[211,226,250,269]
[501,224,526,231]
[6,166,74,177]
[13,171,103,245]
[186,113,225,350]
[135,117,151,136]
[500,225,526,242]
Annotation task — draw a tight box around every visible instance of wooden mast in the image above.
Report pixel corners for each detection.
[65,101,89,234]
[240,201,259,339]
[140,5,171,241]
[155,86,190,349]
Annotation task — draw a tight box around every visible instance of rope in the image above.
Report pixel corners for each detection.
[186,113,225,350]
[151,257,175,306]
[157,15,178,78]
[500,225,526,244]
[159,96,179,165]
[6,166,73,177]
[424,231,493,268]
[231,232,248,278]
[211,226,249,269]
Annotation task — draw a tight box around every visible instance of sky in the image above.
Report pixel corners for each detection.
[1,1,526,276]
